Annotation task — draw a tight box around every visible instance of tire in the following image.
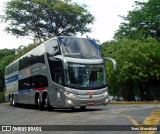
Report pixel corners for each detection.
[9,96,13,106]
[35,96,39,109]
[11,95,17,107]
[46,94,52,111]
[38,96,44,111]
[70,107,75,111]
[80,106,86,110]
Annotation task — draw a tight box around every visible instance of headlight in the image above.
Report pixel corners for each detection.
[104,92,108,96]
[66,99,73,104]
[64,91,75,97]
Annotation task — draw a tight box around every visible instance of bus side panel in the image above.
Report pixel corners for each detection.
[5,74,18,102]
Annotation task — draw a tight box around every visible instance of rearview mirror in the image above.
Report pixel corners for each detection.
[103,57,117,73]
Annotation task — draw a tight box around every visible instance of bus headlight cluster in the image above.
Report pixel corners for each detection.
[66,99,73,104]
[64,91,75,97]
[103,92,108,96]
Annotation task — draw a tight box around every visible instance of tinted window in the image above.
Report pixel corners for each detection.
[45,39,61,57]
[31,75,48,88]
[19,45,45,70]
[19,54,31,70]
[19,75,48,90]
[59,37,102,59]
[34,45,45,64]
[6,60,18,75]
[48,59,64,85]
[19,77,30,90]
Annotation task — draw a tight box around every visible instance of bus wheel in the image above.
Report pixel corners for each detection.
[80,106,86,110]
[70,107,75,111]
[12,95,16,107]
[46,94,52,111]
[9,96,13,106]
[38,96,44,111]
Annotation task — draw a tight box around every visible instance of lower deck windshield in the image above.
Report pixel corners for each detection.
[66,63,106,89]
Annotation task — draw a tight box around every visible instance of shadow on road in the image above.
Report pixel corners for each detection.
[12,104,104,113]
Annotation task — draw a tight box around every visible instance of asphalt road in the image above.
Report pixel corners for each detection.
[0,103,159,134]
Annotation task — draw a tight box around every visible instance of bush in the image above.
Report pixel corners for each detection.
[101,38,160,101]
[0,92,4,103]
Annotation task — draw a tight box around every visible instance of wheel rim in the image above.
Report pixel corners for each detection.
[45,98,47,106]
[38,98,40,106]
[9,97,12,103]
[12,98,15,106]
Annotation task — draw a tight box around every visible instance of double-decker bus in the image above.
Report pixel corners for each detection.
[4,36,116,111]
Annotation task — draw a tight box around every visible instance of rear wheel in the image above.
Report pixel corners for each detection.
[9,96,13,106]
[35,95,39,109]
[45,94,52,111]
[11,95,17,107]
[38,96,44,111]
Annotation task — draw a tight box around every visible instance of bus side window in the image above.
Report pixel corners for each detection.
[45,39,61,57]
[19,75,48,90]
[32,75,48,88]
[49,60,64,85]
[54,69,63,85]
[34,45,45,64]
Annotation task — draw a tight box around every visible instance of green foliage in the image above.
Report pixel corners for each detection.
[0,44,37,101]
[101,38,160,100]
[15,43,38,59]
[1,0,94,42]
[0,49,15,91]
[0,92,4,103]
[114,0,160,40]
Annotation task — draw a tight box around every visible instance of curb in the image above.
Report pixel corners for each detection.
[109,101,160,104]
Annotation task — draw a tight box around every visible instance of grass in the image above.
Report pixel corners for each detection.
[109,101,160,104]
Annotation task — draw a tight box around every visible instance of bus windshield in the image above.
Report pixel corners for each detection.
[59,37,102,59]
[66,63,106,89]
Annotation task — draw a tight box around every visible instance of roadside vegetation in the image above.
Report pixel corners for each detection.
[0,0,160,102]
[101,0,160,101]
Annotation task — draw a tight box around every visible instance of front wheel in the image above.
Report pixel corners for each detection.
[80,106,86,110]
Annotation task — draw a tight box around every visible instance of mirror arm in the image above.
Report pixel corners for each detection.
[104,57,117,72]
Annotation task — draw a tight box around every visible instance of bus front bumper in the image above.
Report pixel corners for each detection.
[64,94,109,108]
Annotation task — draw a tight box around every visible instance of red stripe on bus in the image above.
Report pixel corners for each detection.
[35,87,46,91]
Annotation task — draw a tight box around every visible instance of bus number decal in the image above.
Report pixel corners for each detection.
[87,91,94,95]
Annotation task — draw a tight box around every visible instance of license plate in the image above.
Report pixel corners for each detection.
[87,101,95,105]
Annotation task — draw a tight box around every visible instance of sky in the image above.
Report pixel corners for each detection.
[0,0,138,49]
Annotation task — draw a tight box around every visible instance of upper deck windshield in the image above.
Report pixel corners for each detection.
[66,63,106,90]
[58,37,102,59]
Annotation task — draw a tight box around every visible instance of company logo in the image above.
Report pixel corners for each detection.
[89,95,92,99]
[2,126,11,131]
[25,69,30,75]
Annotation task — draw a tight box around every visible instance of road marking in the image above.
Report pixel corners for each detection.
[123,109,160,134]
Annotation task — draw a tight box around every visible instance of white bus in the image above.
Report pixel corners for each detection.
[5,36,116,111]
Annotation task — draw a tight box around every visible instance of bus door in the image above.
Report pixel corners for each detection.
[49,67,64,106]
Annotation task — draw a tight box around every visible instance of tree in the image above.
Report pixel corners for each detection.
[0,49,15,91]
[0,44,39,102]
[114,0,160,40]
[1,0,94,42]
[101,38,160,101]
